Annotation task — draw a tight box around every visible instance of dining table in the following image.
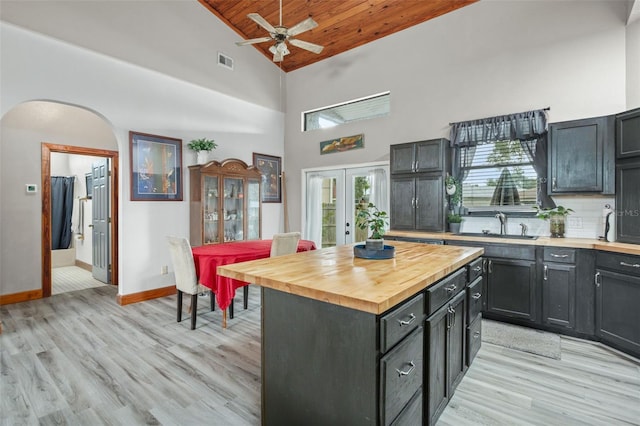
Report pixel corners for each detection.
[191,238,316,327]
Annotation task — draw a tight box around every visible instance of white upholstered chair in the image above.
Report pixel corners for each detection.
[271,232,301,257]
[166,236,213,330]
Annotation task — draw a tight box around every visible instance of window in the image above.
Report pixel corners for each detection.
[459,140,538,210]
[303,92,390,131]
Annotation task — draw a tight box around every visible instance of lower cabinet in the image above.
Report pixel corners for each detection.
[485,257,537,322]
[426,288,467,426]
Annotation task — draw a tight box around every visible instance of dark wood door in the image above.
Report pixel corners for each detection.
[415,139,445,173]
[596,269,640,357]
[415,174,444,232]
[486,258,538,322]
[542,263,576,329]
[426,302,449,426]
[390,143,416,174]
[390,177,416,230]
[616,160,640,244]
[549,116,608,193]
[616,107,640,159]
[447,291,467,394]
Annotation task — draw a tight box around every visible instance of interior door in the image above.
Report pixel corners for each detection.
[91,158,110,283]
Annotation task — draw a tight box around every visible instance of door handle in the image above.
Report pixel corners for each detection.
[345,230,350,235]
[488,260,493,274]
[88,224,94,228]
[543,264,548,280]
[595,272,601,287]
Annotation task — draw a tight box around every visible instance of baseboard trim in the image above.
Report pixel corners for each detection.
[0,289,43,305]
[117,285,176,305]
[75,260,92,272]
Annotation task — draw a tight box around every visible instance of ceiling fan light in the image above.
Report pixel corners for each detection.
[269,44,277,54]
[277,42,290,55]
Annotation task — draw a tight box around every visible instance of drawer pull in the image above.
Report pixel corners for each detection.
[595,272,601,287]
[550,253,569,258]
[473,266,482,273]
[398,313,416,326]
[396,361,415,377]
[472,292,482,300]
[473,331,481,339]
[445,284,457,293]
[620,261,640,268]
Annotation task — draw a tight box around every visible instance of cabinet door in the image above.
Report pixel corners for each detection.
[448,291,467,394]
[415,140,445,173]
[549,116,607,193]
[390,143,416,174]
[415,174,444,232]
[426,302,448,426]
[486,258,537,322]
[223,177,244,241]
[203,175,220,244]
[246,177,261,240]
[616,160,640,244]
[596,269,640,356]
[390,177,416,230]
[542,263,576,329]
[616,107,640,159]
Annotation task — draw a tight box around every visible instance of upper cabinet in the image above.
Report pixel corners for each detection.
[390,139,450,232]
[189,159,261,246]
[616,107,640,159]
[548,115,615,195]
[615,108,640,244]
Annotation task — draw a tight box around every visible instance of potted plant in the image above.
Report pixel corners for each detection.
[447,213,463,234]
[356,202,389,250]
[534,205,574,238]
[188,138,217,164]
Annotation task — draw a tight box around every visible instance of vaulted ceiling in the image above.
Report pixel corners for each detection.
[199,0,478,72]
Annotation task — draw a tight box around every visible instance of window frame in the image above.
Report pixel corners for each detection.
[302,91,390,132]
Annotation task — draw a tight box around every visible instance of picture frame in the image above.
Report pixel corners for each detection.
[129,131,183,201]
[253,152,281,203]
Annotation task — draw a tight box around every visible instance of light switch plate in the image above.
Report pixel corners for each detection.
[25,184,37,193]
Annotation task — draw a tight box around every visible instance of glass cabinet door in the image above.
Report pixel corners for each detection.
[223,177,244,242]
[247,178,261,240]
[203,175,219,244]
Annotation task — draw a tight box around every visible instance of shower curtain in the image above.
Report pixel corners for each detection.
[51,176,75,250]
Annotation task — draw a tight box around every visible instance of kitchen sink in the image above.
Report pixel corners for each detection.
[457,232,539,240]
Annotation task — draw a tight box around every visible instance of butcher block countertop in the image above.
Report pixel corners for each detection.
[386,231,640,256]
[217,241,484,315]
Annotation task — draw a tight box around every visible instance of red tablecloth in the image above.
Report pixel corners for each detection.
[192,239,316,311]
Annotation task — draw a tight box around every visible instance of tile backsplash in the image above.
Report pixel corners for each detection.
[459,196,616,240]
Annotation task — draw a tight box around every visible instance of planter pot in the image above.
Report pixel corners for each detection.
[549,216,566,238]
[449,223,461,234]
[365,238,384,251]
[196,150,210,164]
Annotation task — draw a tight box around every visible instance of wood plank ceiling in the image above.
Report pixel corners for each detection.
[198,0,478,72]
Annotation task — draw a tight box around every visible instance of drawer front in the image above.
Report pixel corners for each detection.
[426,268,466,316]
[483,244,536,261]
[467,276,483,322]
[466,316,482,366]
[380,327,424,426]
[597,251,640,276]
[390,388,422,426]
[380,293,425,353]
[467,258,483,282]
[544,247,576,264]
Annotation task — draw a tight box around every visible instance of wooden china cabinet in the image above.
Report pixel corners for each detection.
[189,159,261,246]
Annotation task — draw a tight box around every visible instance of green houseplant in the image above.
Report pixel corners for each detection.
[534,205,574,238]
[356,202,389,250]
[447,213,463,234]
[188,138,217,164]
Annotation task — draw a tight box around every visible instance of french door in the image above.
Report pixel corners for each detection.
[304,164,389,248]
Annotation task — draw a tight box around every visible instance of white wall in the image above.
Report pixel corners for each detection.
[0,22,284,297]
[627,17,640,108]
[284,0,629,237]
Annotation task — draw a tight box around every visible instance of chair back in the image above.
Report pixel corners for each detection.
[166,236,199,295]
[270,232,301,257]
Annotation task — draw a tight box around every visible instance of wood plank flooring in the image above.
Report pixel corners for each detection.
[52,266,107,295]
[1,284,639,425]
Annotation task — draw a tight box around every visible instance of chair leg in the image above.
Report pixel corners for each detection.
[229,297,235,319]
[177,290,183,323]
[243,285,249,310]
[210,291,215,311]
[190,294,198,330]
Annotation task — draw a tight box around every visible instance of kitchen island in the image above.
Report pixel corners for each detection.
[218,241,484,425]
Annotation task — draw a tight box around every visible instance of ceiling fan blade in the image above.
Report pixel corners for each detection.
[289,38,324,54]
[247,13,276,34]
[287,17,318,37]
[236,36,273,46]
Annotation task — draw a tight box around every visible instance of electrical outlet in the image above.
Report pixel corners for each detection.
[568,217,583,229]
[161,265,168,275]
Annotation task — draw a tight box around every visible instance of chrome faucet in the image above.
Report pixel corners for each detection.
[495,211,507,235]
[520,223,528,236]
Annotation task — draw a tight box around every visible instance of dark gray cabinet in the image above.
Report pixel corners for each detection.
[616,108,640,244]
[390,139,450,232]
[486,257,538,322]
[549,115,614,194]
[595,251,640,359]
[542,253,576,329]
[616,107,640,159]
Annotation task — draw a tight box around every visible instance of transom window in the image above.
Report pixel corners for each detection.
[303,92,390,131]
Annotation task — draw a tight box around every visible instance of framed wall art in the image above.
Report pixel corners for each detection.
[253,152,281,203]
[320,134,364,155]
[129,131,183,201]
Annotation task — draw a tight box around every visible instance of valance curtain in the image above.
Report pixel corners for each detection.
[449,108,555,208]
[51,176,75,250]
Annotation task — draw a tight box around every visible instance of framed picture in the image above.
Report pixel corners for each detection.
[129,131,183,201]
[320,133,364,155]
[253,153,281,203]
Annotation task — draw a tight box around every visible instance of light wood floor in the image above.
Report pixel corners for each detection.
[1,285,639,425]
[52,266,107,295]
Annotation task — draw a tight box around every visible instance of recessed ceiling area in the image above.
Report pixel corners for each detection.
[198,0,478,72]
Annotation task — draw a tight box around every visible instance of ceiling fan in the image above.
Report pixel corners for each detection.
[235,0,324,62]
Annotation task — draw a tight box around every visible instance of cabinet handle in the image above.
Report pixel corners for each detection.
[415,161,419,172]
[473,266,482,273]
[552,177,557,190]
[543,265,548,281]
[595,272,601,287]
[415,198,419,209]
[473,331,481,339]
[482,259,487,273]
[620,261,640,268]
[398,313,416,326]
[472,292,482,300]
[396,361,416,377]
[488,260,493,274]
[445,284,457,293]
[550,253,569,258]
